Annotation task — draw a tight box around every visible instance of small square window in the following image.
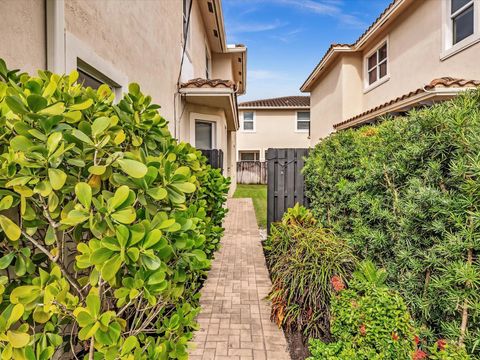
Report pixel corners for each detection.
[243,112,255,131]
[366,41,388,87]
[296,111,310,132]
[240,151,259,161]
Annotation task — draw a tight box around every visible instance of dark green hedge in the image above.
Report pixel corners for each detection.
[303,90,480,358]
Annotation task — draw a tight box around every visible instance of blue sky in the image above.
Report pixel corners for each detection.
[222,0,392,101]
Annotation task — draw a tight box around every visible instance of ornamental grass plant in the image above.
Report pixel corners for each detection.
[264,205,357,339]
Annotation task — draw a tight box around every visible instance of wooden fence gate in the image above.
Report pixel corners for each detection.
[200,149,224,172]
[267,148,309,232]
[237,161,267,184]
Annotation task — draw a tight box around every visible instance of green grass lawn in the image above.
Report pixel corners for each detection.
[233,184,267,228]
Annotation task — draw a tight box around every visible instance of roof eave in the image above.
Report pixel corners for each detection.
[300,47,354,92]
[238,106,310,110]
[334,88,469,130]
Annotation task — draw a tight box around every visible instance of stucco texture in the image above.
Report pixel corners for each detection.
[0,0,46,73]
[308,0,480,144]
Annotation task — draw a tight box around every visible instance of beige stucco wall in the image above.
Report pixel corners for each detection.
[64,0,182,133]
[362,0,480,110]
[0,0,46,73]
[237,109,310,161]
[309,0,480,145]
[309,60,344,143]
[212,53,234,80]
[1,0,240,193]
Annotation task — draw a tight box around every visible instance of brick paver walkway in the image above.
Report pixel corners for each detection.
[189,198,290,360]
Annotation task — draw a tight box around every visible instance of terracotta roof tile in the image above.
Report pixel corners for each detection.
[180,78,236,90]
[334,77,480,129]
[239,96,310,108]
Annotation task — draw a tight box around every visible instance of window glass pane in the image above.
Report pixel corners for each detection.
[452,0,472,13]
[297,121,310,131]
[297,111,310,120]
[453,5,474,44]
[378,44,387,61]
[78,69,103,89]
[368,69,377,85]
[243,112,254,120]
[379,62,387,78]
[368,54,377,70]
[195,121,213,150]
[243,121,254,131]
[241,152,257,161]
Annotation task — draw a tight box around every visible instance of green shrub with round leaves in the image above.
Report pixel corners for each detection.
[0,59,229,359]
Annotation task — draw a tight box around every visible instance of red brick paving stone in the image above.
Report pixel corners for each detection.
[189,199,290,359]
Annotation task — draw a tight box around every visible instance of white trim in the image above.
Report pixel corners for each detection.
[46,0,65,73]
[65,32,128,99]
[241,111,256,132]
[363,36,389,91]
[295,111,310,133]
[441,0,480,60]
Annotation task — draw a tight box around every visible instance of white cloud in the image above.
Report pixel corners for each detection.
[249,69,282,80]
[228,19,288,34]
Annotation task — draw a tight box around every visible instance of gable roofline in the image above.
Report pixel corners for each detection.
[301,0,409,92]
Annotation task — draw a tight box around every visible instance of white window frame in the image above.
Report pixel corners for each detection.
[65,32,128,100]
[242,111,256,132]
[441,0,480,60]
[239,150,260,161]
[295,111,310,133]
[363,37,390,93]
[194,119,217,150]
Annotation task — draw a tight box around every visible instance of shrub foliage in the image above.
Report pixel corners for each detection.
[307,261,470,360]
[0,59,229,359]
[264,205,356,339]
[303,90,480,357]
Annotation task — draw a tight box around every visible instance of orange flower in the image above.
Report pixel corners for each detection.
[359,324,366,336]
[437,339,447,351]
[331,275,345,292]
[412,349,427,360]
[391,332,399,341]
[414,335,420,346]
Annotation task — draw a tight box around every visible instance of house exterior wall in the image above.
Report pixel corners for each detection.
[309,60,344,143]
[0,0,241,195]
[0,0,46,73]
[237,109,310,161]
[212,53,234,80]
[308,0,480,144]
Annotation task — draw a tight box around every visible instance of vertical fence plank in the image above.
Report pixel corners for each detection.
[276,149,286,222]
[267,148,276,233]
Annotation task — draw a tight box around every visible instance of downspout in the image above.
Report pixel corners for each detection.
[46,0,66,73]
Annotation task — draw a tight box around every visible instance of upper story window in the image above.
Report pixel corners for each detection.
[242,111,255,131]
[296,111,310,132]
[442,0,479,58]
[451,0,475,44]
[366,42,388,86]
